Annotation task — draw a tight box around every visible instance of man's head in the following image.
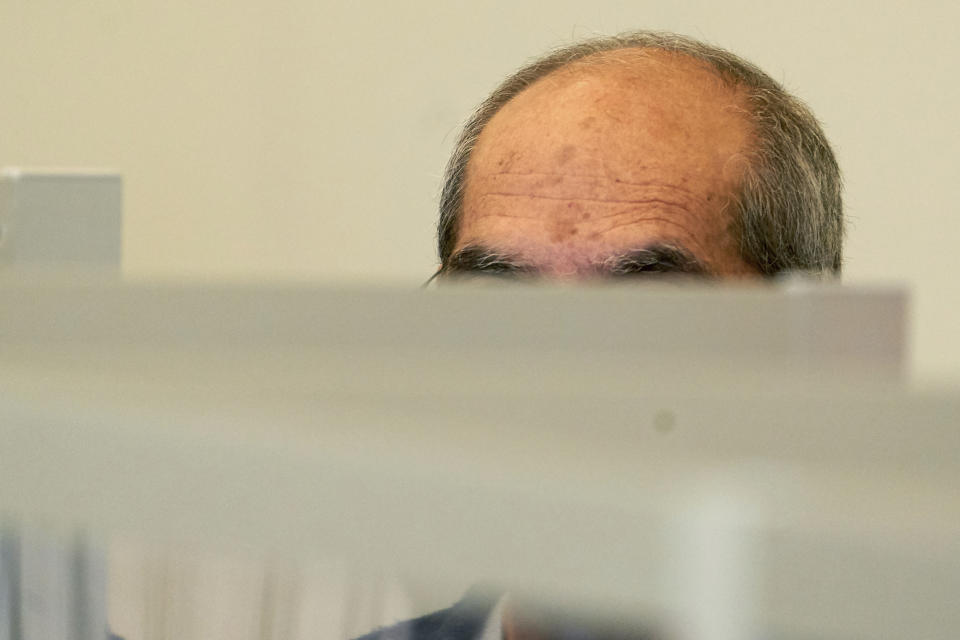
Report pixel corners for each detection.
[436,31,843,280]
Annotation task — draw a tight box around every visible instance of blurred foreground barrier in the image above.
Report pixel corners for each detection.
[3,282,958,640]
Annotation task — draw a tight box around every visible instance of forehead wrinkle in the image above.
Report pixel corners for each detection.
[463,207,711,262]
[476,171,704,195]
[476,190,702,211]
[588,212,712,259]
[470,173,710,212]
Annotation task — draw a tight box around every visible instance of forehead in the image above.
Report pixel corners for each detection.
[480,49,749,167]
[458,50,756,275]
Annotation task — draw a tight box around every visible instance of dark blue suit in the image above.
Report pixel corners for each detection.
[353,588,659,640]
[354,588,499,640]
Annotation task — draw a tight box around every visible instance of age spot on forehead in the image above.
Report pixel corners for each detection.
[496,150,521,170]
[549,219,579,243]
[557,144,577,166]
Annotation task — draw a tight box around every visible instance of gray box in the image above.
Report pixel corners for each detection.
[0,169,122,272]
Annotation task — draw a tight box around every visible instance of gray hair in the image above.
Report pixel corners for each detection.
[437,31,843,276]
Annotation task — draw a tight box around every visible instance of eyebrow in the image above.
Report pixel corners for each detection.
[439,243,711,281]
[599,245,712,277]
[441,245,536,278]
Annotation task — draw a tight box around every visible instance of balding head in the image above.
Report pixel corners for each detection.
[437,32,843,281]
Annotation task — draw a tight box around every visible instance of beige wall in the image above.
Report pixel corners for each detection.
[2,0,958,380]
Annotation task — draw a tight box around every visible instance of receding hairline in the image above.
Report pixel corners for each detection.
[473,46,755,139]
[528,45,751,87]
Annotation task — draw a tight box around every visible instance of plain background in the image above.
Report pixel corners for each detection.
[1,0,957,381]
